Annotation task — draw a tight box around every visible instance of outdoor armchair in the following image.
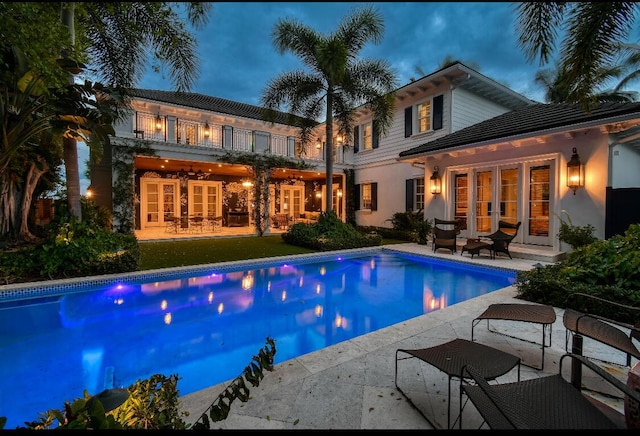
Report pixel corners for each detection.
[432,218,459,254]
[459,353,640,429]
[486,220,521,259]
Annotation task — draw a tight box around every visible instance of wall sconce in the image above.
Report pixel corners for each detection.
[337,189,343,197]
[315,191,322,199]
[430,165,442,195]
[242,180,253,187]
[315,138,322,149]
[155,114,162,131]
[566,147,584,195]
[335,135,343,146]
[203,121,210,137]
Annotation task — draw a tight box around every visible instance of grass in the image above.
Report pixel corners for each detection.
[138,235,406,270]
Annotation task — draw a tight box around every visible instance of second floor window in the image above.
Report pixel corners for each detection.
[363,122,373,150]
[417,100,431,133]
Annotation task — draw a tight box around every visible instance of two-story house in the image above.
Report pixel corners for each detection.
[91,63,532,236]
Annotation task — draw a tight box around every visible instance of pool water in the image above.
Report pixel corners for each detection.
[0,250,515,428]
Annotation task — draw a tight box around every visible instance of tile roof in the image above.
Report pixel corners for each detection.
[399,102,640,158]
[128,88,314,127]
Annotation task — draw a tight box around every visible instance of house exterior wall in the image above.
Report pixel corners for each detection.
[610,142,640,188]
[450,87,513,131]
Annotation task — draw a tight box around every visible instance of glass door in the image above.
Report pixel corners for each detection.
[141,179,179,228]
[475,170,493,234]
[525,164,552,245]
[281,185,304,219]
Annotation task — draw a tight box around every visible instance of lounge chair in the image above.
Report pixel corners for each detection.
[486,220,521,259]
[459,353,640,429]
[432,218,459,254]
[563,292,640,367]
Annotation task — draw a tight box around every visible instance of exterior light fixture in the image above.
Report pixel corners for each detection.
[204,121,210,137]
[566,147,584,195]
[337,189,343,197]
[335,135,343,146]
[430,165,442,195]
[315,191,322,199]
[155,114,163,131]
[316,138,322,149]
[187,166,196,176]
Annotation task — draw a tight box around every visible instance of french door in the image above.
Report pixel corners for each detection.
[140,178,180,228]
[188,180,222,217]
[281,185,304,217]
[451,160,553,246]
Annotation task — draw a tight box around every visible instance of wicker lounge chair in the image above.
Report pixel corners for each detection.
[486,220,521,259]
[432,218,459,254]
[459,353,640,429]
[563,292,640,367]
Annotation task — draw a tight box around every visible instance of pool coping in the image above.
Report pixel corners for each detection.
[0,244,522,303]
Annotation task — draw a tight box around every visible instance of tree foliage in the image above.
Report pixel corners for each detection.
[261,4,398,212]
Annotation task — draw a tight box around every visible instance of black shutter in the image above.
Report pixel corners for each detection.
[406,179,414,211]
[371,182,378,211]
[354,184,360,210]
[433,95,443,131]
[372,120,379,149]
[353,126,359,153]
[404,107,412,137]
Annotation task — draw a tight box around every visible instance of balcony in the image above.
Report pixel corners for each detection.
[128,111,342,163]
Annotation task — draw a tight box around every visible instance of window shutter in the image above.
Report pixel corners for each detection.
[372,120,379,149]
[371,182,378,211]
[433,95,443,130]
[354,184,360,210]
[404,107,412,137]
[406,179,414,211]
[353,126,360,153]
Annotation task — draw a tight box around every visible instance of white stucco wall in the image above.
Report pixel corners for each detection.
[610,142,640,188]
[417,127,611,247]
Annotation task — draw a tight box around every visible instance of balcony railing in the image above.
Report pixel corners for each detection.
[132,111,342,163]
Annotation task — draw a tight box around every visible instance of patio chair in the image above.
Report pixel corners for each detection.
[459,353,640,429]
[486,220,521,259]
[563,292,640,367]
[432,218,459,254]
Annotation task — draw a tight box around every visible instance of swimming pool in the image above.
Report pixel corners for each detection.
[0,248,515,428]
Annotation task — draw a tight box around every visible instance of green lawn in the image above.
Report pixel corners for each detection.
[138,235,406,270]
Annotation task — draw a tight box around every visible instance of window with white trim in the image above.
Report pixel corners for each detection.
[361,183,372,210]
[415,177,425,210]
[362,122,373,150]
[417,100,431,133]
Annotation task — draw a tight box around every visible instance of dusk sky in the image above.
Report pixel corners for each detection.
[139,2,554,103]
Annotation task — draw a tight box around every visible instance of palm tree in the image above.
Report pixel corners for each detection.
[60,2,212,221]
[535,63,638,103]
[261,5,398,212]
[514,2,639,110]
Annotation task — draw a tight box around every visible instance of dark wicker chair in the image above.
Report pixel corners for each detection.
[432,218,459,254]
[563,292,640,367]
[486,220,521,259]
[459,353,640,429]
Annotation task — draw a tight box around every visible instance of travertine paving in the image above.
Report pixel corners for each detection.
[178,244,629,430]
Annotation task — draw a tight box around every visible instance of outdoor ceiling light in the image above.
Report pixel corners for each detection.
[155,114,163,131]
[187,166,196,176]
[430,165,442,195]
[566,147,584,195]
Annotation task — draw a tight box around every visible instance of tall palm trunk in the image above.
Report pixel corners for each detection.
[61,2,82,221]
[324,91,334,212]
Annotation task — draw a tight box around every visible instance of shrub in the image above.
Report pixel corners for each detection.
[282,210,382,250]
[556,210,597,249]
[0,200,139,285]
[515,223,640,322]
[383,210,432,243]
